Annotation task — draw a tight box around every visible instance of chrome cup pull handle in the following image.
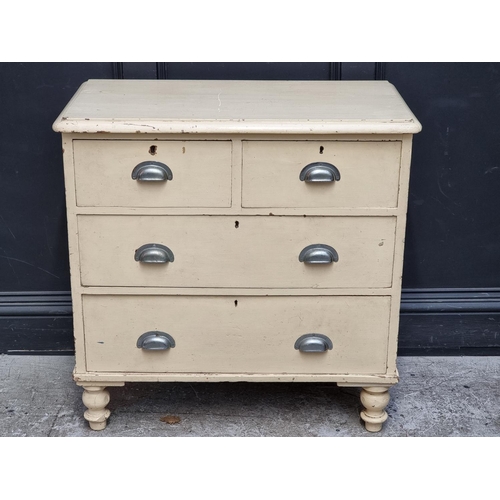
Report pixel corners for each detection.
[137,331,176,350]
[299,244,338,264]
[294,334,333,353]
[134,244,174,264]
[299,162,340,182]
[131,161,173,182]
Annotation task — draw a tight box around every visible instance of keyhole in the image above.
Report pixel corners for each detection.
[234,300,238,307]
[149,145,157,155]
[319,146,324,154]
[235,221,239,228]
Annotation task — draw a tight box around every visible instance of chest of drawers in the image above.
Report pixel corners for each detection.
[53,79,421,432]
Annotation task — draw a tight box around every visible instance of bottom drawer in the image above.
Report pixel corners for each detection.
[82,295,391,374]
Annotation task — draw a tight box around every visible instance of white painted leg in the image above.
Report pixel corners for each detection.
[82,386,111,431]
[360,386,390,432]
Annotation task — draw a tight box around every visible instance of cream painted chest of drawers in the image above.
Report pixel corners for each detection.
[53,79,421,432]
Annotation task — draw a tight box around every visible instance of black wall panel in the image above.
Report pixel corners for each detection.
[0,63,114,292]
[1,62,499,354]
[386,63,500,288]
[163,62,334,80]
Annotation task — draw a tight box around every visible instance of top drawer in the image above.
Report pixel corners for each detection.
[73,140,232,208]
[242,141,402,209]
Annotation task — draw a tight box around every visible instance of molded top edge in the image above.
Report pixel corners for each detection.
[53,79,422,134]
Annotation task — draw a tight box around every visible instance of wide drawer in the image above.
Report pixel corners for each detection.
[242,141,402,208]
[78,215,396,288]
[73,140,232,207]
[83,295,391,374]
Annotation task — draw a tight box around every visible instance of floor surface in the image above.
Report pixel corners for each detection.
[0,355,498,437]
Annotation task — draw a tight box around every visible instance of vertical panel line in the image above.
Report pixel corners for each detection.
[329,62,342,80]
[375,63,387,80]
[156,63,168,79]
[112,63,124,79]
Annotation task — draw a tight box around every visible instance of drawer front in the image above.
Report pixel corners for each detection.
[78,215,396,288]
[83,295,391,374]
[73,140,232,207]
[242,141,401,208]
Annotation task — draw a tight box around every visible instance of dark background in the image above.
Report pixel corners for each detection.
[1,62,499,354]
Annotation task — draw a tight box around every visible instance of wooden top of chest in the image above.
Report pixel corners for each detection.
[53,79,421,135]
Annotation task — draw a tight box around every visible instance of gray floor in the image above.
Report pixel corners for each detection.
[0,355,498,437]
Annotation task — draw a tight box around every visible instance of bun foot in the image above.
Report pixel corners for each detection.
[82,386,111,431]
[360,386,390,433]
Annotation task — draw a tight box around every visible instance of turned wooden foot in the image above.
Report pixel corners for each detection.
[360,386,390,432]
[82,386,111,431]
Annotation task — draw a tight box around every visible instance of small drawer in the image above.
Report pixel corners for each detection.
[83,295,391,374]
[77,215,396,288]
[242,141,402,208]
[73,140,232,207]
